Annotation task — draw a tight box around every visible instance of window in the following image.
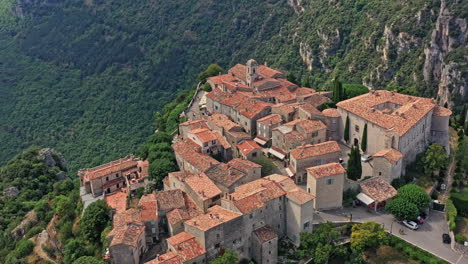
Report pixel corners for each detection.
[215,106,219,110]
[253,152,257,158]
[308,188,310,193]
[117,184,119,188]
[303,221,310,229]
[173,183,176,188]
[106,177,109,182]
[152,228,156,234]
[379,172,382,176]
[216,234,220,239]
[312,131,318,137]
[332,119,337,124]
[326,179,334,185]
[355,125,360,132]
[269,251,271,254]
[212,140,216,144]
[151,220,156,225]
[215,243,220,249]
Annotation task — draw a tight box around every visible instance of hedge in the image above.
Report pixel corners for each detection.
[446,199,458,231]
[387,235,448,264]
[451,191,468,217]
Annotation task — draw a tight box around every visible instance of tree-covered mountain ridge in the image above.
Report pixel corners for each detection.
[0,0,466,171]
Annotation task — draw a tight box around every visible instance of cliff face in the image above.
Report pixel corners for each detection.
[423,0,467,108]
[287,0,466,109]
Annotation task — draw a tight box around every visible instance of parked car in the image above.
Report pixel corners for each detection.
[442,233,451,244]
[402,220,419,230]
[361,155,373,162]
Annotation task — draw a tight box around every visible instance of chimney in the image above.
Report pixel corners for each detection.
[264,61,268,67]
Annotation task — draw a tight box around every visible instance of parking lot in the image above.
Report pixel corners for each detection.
[315,207,468,264]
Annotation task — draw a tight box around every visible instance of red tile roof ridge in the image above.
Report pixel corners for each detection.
[253,225,278,243]
[290,141,341,160]
[307,162,346,179]
[372,148,403,164]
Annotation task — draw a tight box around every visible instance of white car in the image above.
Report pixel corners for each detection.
[402,220,419,230]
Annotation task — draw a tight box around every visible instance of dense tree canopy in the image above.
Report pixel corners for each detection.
[423,144,448,175]
[297,222,346,263]
[397,184,431,210]
[350,222,388,252]
[386,198,420,220]
[210,249,239,264]
[79,200,111,244]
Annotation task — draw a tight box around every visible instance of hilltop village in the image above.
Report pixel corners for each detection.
[78,59,452,264]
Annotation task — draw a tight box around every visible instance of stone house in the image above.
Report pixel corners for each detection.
[165,171,222,213]
[237,139,263,160]
[306,163,346,210]
[147,232,206,264]
[186,128,232,161]
[288,141,341,184]
[179,120,210,138]
[272,119,327,153]
[336,90,451,169]
[256,114,283,142]
[204,159,262,193]
[321,108,341,141]
[252,226,278,264]
[173,138,220,174]
[370,148,404,182]
[107,209,147,264]
[78,156,149,198]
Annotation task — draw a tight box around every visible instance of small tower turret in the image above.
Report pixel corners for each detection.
[246,59,259,87]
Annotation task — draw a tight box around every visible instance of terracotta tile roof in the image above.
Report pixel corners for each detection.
[78,156,139,181]
[206,88,230,101]
[105,191,127,213]
[433,106,452,116]
[220,92,250,108]
[360,177,397,202]
[145,252,183,264]
[207,74,239,86]
[286,189,315,205]
[213,131,231,149]
[322,108,340,117]
[185,205,242,231]
[184,173,222,201]
[296,87,317,95]
[257,114,283,125]
[272,103,296,114]
[307,162,346,179]
[228,178,286,214]
[290,141,341,160]
[373,148,403,164]
[179,120,209,131]
[228,64,247,82]
[254,225,278,243]
[258,65,283,78]
[138,160,150,178]
[336,90,437,136]
[237,140,262,156]
[154,190,186,211]
[252,78,282,90]
[266,174,297,192]
[297,103,324,117]
[188,128,218,143]
[205,163,247,188]
[295,119,327,133]
[108,208,145,248]
[235,99,273,119]
[166,193,202,225]
[304,93,330,107]
[138,193,158,222]
[223,81,252,91]
[266,174,314,204]
[207,114,241,132]
[227,158,262,170]
[166,232,206,262]
[172,138,220,172]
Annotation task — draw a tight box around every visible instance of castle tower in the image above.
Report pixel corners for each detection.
[246,59,259,87]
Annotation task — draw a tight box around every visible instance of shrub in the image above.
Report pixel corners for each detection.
[387,235,446,264]
[15,239,34,257]
[455,234,467,244]
[25,226,44,239]
[451,191,468,217]
[446,200,458,231]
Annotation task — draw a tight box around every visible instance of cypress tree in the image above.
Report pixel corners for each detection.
[340,81,345,100]
[347,146,362,181]
[333,79,341,103]
[361,123,368,152]
[344,116,350,142]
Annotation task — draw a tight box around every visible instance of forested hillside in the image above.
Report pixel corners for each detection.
[0,0,466,172]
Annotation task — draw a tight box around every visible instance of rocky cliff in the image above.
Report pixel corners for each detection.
[423,0,467,108]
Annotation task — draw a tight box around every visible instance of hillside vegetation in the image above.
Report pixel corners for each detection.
[0,0,466,172]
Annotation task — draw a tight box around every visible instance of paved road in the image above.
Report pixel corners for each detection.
[315,207,468,264]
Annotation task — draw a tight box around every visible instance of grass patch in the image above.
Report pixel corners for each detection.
[365,245,419,264]
[455,217,468,237]
[252,155,280,177]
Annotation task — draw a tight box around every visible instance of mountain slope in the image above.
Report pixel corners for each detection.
[0,0,466,171]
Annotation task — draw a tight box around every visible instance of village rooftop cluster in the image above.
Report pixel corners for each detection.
[78,59,451,264]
